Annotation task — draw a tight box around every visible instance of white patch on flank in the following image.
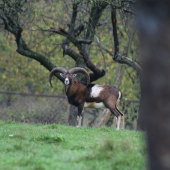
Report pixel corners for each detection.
[84,102,106,109]
[90,84,103,98]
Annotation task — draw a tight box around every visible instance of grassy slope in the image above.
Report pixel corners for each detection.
[0,121,147,170]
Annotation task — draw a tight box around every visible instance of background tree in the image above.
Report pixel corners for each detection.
[138,0,170,169]
[0,0,141,126]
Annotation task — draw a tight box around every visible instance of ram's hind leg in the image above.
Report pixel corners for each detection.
[104,97,124,130]
[110,108,121,130]
[116,105,124,130]
[115,114,121,130]
[115,91,124,130]
[103,103,121,130]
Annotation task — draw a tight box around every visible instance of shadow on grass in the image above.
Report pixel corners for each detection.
[33,134,65,144]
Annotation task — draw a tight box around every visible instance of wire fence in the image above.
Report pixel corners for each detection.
[0,91,140,129]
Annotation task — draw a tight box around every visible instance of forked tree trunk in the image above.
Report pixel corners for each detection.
[138,1,170,170]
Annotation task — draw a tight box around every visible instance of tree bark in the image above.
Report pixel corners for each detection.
[138,1,170,170]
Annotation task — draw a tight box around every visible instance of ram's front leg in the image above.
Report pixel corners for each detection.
[76,104,84,128]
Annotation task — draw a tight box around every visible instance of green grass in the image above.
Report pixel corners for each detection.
[0,121,147,170]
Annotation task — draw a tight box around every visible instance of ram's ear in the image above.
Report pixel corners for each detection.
[60,73,64,77]
[73,74,77,78]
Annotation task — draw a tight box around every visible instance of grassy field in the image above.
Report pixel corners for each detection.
[0,121,147,170]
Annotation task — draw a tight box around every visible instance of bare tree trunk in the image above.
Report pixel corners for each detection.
[97,109,112,127]
[138,1,170,170]
[113,64,124,88]
[68,104,84,126]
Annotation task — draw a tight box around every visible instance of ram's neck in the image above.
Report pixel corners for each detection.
[65,85,70,95]
[65,79,78,97]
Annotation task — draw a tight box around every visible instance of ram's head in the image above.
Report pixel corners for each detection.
[49,67,90,87]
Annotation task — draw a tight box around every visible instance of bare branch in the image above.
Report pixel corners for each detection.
[110,6,142,76]
[111,7,119,58]
[123,9,136,15]
[69,3,79,33]
[121,0,136,4]
[0,9,64,83]
[103,46,142,75]
[48,28,92,45]
[95,35,108,85]
[74,24,85,37]
[47,27,105,82]
[62,42,81,61]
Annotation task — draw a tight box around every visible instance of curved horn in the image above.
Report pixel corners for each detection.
[69,67,90,85]
[49,67,67,87]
